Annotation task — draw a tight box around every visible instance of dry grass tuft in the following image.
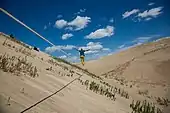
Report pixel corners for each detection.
[130,100,162,113]
[0,53,39,77]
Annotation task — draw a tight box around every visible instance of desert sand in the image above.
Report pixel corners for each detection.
[0,33,170,113]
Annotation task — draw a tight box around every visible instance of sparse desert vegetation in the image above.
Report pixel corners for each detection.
[156,97,170,107]
[0,33,170,113]
[2,39,36,58]
[0,53,39,77]
[78,79,116,101]
[78,78,129,100]
[138,89,149,96]
[130,100,162,113]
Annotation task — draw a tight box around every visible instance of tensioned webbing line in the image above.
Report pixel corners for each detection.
[0,8,69,56]
[20,75,82,113]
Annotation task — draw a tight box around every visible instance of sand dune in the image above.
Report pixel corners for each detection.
[85,38,170,83]
[0,33,170,113]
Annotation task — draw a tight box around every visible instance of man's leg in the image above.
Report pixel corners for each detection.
[82,56,85,65]
[80,56,85,66]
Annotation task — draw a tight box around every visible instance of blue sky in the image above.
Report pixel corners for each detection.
[1,0,170,62]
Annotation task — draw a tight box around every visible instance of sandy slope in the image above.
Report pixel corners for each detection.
[85,38,170,79]
[84,37,170,112]
[0,34,169,113]
[0,34,133,113]
[85,37,170,86]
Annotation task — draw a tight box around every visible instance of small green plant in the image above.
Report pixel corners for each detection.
[78,79,116,101]
[138,90,149,96]
[6,97,11,106]
[3,37,8,45]
[156,97,170,107]
[130,100,162,113]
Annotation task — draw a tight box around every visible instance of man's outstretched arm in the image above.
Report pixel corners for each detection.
[85,49,90,51]
[74,47,79,51]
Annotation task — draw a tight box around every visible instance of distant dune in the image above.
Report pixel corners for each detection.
[85,37,170,84]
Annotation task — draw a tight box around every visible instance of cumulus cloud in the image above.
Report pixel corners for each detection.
[123,6,163,22]
[55,19,68,29]
[61,33,73,40]
[78,42,111,55]
[85,42,103,50]
[65,26,73,31]
[138,7,163,18]
[117,43,142,52]
[145,17,152,21]
[59,55,67,59]
[79,43,102,51]
[85,50,99,54]
[115,35,161,53]
[109,18,114,23]
[102,48,111,51]
[68,16,91,30]
[85,26,114,39]
[116,35,160,52]
[78,42,102,54]
[75,9,86,15]
[133,36,153,43]
[57,14,63,18]
[66,56,78,62]
[80,9,86,13]
[45,45,75,53]
[54,16,91,30]
[122,9,140,19]
[148,2,155,6]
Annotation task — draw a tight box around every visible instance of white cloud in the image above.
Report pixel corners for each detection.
[61,33,73,40]
[55,19,68,29]
[85,26,114,39]
[45,46,58,53]
[80,9,86,13]
[45,45,75,53]
[108,53,113,56]
[54,16,91,31]
[97,24,102,27]
[66,56,78,62]
[115,35,159,53]
[44,25,47,30]
[145,17,152,21]
[78,42,103,51]
[86,42,103,50]
[57,14,63,18]
[118,44,125,49]
[148,2,155,6]
[65,26,73,31]
[59,55,67,59]
[109,18,114,23]
[138,7,163,18]
[75,9,86,15]
[133,36,153,43]
[122,9,140,19]
[118,43,142,52]
[85,50,99,54]
[62,45,76,50]
[102,48,111,51]
[68,16,91,30]
[78,42,110,55]
[49,22,51,26]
